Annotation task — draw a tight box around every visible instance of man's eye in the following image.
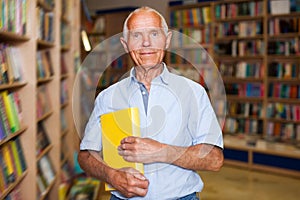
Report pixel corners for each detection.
[133,33,140,38]
[151,32,158,37]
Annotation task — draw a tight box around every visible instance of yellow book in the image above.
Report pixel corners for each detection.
[2,144,15,183]
[10,140,23,177]
[100,107,143,191]
[1,91,20,133]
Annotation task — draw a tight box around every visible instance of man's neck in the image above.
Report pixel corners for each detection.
[135,63,164,92]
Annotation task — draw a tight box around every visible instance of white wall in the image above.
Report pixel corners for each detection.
[85,0,172,18]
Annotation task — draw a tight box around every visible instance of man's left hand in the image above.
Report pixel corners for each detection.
[118,136,166,164]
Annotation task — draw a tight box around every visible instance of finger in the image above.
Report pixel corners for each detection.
[132,186,148,197]
[126,168,147,180]
[120,143,137,151]
[121,136,136,144]
[133,178,149,190]
[132,172,146,180]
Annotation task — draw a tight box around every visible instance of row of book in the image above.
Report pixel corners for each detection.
[268,62,299,79]
[61,54,68,75]
[215,40,265,57]
[61,22,71,47]
[216,21,263,38]
[266,103,300,121]
[61,0,72,22]
[37,154,56,197]
[0,44,24,85]
[36,85,52,119]
[171,27,211,46]
[215,1,264,20]
[219,61,264,78]
[169,7,212,28]
[169,49,211,65]
[268,0,300,14]
[228,102,264,118]
[269,18,300,35]
[0,91,22,141]
[0,0,27,35]
[0,138,27,195]
[267,122,300,142]
[60,79,68,105]
[224,117,263,135]
[37,50,54,80]
[268,83,300,99]
[36,7,54,42]
[36,122,50,157]
[172,67,200,83]
[226,83,264,97]
[268,39,300,56]
[60,109,68,132]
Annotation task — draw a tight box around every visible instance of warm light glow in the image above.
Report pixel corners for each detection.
[81,30,91,52]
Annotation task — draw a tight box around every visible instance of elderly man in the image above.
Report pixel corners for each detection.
[78,7,224,200]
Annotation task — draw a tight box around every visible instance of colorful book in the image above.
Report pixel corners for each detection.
[10,140,23,177]
[1,91,20,133]
[1,144,15,183]
[100,107,143,191]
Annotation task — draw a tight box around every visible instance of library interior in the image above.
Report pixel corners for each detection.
[0,0,300,199]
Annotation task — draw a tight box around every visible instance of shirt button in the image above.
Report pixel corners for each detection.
[142,91,146,95]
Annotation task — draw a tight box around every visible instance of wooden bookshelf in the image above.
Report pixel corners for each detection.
[168,0,300,176]
[77,8,135,134]
[0,0,80,199]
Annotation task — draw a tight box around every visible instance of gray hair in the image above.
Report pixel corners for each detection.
[122,7,169,41]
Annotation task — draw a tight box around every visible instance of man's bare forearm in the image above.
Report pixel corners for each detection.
[161,143,224,171]
[78,150,115,183]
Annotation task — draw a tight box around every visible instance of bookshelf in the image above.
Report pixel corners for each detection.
[168,0,300,177]
[77,8,135,134]
[0,0,80,199]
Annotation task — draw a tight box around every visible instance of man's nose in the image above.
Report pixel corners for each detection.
[142,34,151,47]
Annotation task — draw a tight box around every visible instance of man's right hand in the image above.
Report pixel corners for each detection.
[109,167,149,198]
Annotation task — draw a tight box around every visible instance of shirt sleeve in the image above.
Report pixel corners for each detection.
[79,94,104,151]
[189,85,224,149]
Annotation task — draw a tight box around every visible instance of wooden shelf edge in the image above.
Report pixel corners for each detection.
[0,170,28,200]
[60,101,69,109]
[60,74,69,80]
[61,129,69,138]
[37,77,54,85]
[37,144,53,161]
[37,111,53,123]
[37,0,54,12]
[215,15,264,23]
[0,125,28,147]
[224,136,300,159]
[0,31,30,42]
[223,77,264,83]
[37,40,55,49]
[226,95,264,102]
[61,45,71,52]
[215,35,264,42]
[267,98,300,104]
[38,176,57,200]
[0,82,27,91]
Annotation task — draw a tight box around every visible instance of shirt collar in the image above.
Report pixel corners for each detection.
[127,62,170,87]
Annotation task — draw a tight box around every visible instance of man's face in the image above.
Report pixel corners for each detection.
[121,11,172,68]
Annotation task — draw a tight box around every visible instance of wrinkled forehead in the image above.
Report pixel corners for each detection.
[128,27,165,34]
[127,11,162,30]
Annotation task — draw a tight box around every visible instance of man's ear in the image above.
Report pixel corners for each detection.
[120,37,129,53]
[165,31,172,50]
